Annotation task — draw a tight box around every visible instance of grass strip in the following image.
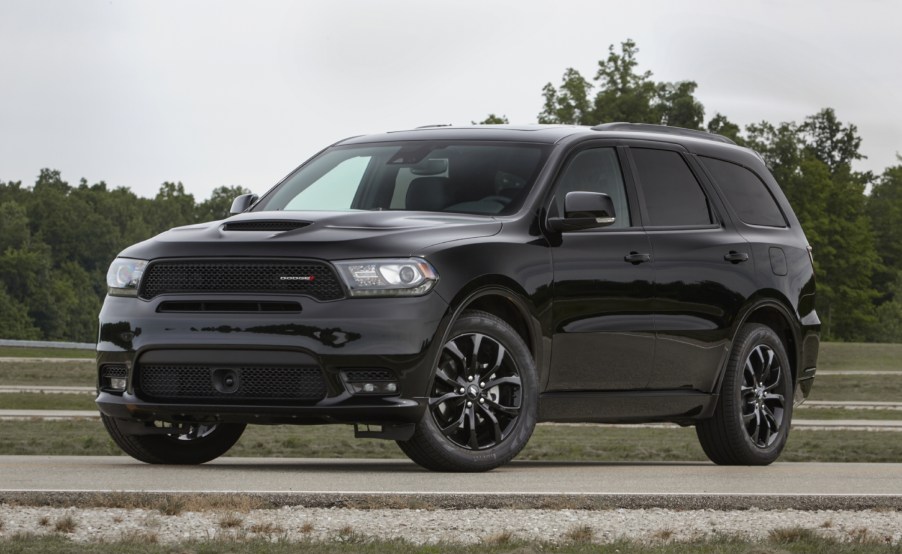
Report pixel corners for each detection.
[0,347,94,359]
[0,360,94,387]
[0,393,97,411]
[1,532,900,554]
[794,407,902,420]
[818,342,902,371]
[807,374,902,402]
[2,420,902,463]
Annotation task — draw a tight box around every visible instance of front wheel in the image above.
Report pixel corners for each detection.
[398,310,537,472]
[102,414,246,464]
[696,324,793,465]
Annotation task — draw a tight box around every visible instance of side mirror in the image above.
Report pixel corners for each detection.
[229,193,258,215]
[547,192,616,232]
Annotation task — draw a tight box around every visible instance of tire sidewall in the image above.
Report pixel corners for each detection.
[103,416,246,464]
[417,311,537,471]
[725,325,793,463]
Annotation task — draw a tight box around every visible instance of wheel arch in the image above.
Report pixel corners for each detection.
[441,276,544,371]
[714,294,803,395]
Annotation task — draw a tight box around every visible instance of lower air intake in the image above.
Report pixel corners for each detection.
[138,365,327,403]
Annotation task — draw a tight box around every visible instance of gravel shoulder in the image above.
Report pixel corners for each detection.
[1,505,900,545]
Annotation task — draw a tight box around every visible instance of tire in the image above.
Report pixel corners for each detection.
[398,310,538,472]
[102,414,246,465]
[696,323,793,465]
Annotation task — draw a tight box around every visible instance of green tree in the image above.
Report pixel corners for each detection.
[539,67,595,124]
[800,108,866,174]
[868,161,902,303]
[0,201,32,252]
[0,171,254,341]
[538,39,704,128]
[654,80,705,129]
[41,262,102,341]
[747,112,880,340]
[473,114,509,125]
[150,181,197,232]
[873,276,902,342]
[591,39,659,124]
[0,286,41,340]
[196,185,252,222]
[706,113,745,146]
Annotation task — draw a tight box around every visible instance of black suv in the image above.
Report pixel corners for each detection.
[96,123,819,471]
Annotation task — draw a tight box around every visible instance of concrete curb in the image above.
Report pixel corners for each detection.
[0,339,93,350]
[0,386,95,394]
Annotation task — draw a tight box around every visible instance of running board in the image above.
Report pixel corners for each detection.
[538,390,717,424]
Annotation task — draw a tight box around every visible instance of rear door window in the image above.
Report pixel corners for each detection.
[631,148,713,227]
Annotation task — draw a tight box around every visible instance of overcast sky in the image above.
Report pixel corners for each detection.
[1,0,900,200]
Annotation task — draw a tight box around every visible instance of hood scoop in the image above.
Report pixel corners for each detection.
[222,220,311,232]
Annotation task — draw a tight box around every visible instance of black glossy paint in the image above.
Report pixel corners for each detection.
[96,125,820,429]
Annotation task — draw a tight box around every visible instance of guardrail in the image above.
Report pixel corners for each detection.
[0,339,94,350]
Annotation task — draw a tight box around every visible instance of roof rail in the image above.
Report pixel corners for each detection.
[591,122,736,145]
[415,124,453,129]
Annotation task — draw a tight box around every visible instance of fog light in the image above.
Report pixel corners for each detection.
[347,382,400,395]
[100,364,128,393]
[340,369,400,396]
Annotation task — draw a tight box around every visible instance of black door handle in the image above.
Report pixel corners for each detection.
[624,252,651,264]
[724,251,749,263]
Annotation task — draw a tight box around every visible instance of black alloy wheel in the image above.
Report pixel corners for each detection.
[429,331,523,450]
[398,310,537,472]
[696,323,793,465]
[741,344,786,448]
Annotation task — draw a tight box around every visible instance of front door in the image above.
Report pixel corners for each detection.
[547,146,656,391]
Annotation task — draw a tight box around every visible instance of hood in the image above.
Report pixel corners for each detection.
[119,211,502,260]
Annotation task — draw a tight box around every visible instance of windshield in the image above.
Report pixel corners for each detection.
[256,141,550,215]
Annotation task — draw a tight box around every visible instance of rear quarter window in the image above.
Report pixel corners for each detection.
[700,157,787,228]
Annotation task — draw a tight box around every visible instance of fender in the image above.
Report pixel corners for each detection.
[710,295,802,397]
[432,279,547,388]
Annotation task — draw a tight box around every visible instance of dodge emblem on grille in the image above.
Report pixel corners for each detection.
[280,275,315,281]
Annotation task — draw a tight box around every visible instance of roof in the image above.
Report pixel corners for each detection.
[334,123,761,166]
[336,125,587,145]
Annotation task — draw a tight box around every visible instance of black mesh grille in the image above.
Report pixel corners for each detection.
[139,260,344,300]
[101,364,127,379]
[223,221,310,232]
[343,369,396,382]
[138,364,326,402]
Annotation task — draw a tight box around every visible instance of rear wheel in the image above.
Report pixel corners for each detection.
[696,324,793,465]
[102,414,246,464]
[398,310,537,472]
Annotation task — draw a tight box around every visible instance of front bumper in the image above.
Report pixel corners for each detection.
[95,292,450,426]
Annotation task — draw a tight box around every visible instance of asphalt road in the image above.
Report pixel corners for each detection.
[2,456,901,510]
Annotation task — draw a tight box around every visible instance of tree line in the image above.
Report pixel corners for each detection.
[0,177,248,341]
[2,39,901,343]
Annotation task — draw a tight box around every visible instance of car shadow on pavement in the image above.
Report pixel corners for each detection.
[202,459,714,472]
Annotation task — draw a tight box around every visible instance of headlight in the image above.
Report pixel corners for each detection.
[334,258,438,297]
[106,258,148,297]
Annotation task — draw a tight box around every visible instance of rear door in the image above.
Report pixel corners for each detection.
[627,145,758,392]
